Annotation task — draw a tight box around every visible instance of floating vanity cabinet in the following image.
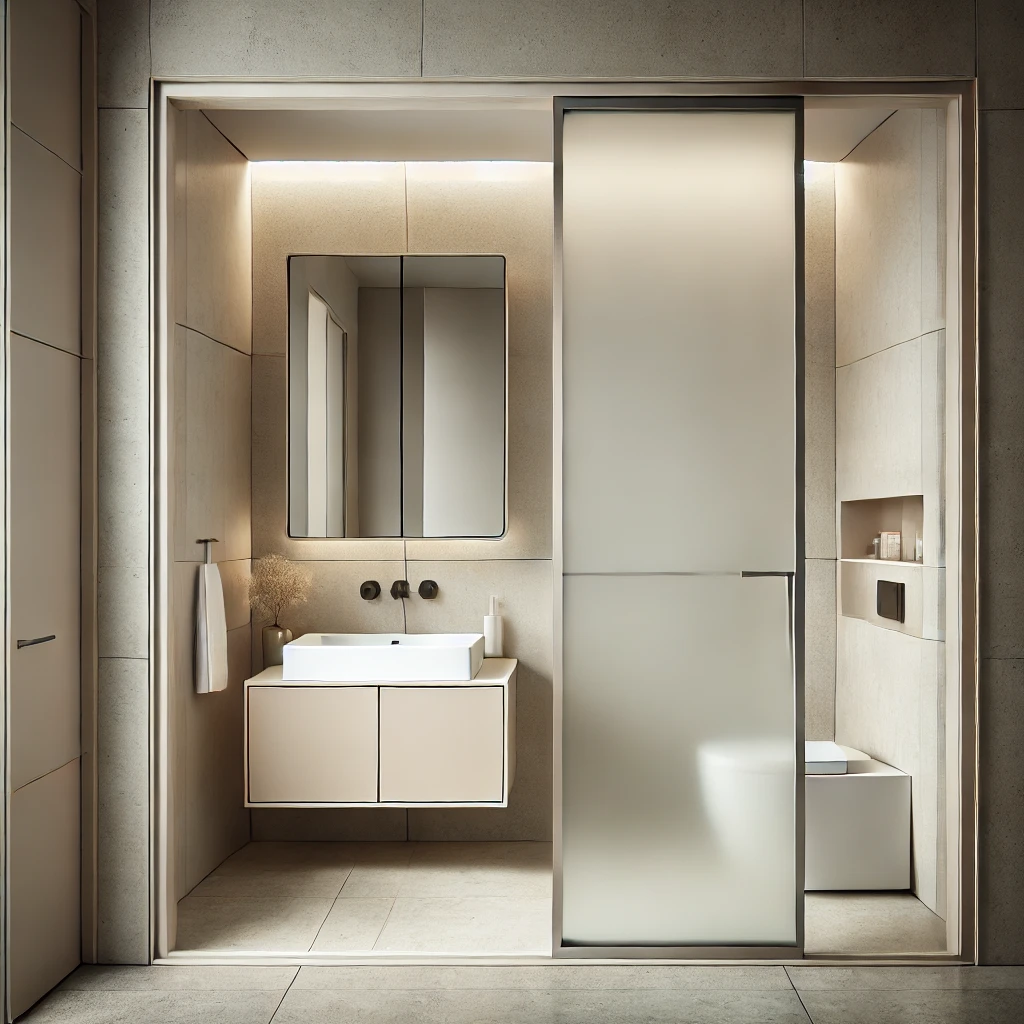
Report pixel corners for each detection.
[246,685,378,803]
[380,685,508,802]
[244,658,516,807]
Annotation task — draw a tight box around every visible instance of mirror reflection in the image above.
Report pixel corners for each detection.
[288,255,506,538]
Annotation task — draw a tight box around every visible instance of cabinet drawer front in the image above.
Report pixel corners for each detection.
[379,686,504,803]
[247,686,378,803]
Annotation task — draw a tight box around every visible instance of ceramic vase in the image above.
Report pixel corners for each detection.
[262,624,293,667]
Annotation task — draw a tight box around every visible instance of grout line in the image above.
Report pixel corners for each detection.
[371,897,399,953]
[268,964,301,1023]
[420,0,425,77]
[305,890,343,955]
[784,966,816,1023]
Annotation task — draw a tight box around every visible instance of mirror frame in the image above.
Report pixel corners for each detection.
[285,252,510,540]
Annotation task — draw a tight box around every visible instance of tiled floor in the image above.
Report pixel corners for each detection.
[805,892,947,954]
[21,965,1024,1023]
[177,842,945,958]
[176,841,552,955]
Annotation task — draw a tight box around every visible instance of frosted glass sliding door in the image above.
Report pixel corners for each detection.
[561,108,797,575]
[557,102,802,951]
[562,574,796,946]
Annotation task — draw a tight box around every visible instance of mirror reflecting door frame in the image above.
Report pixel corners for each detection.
[552,95,806,959]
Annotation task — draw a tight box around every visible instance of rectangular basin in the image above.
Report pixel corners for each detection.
[282,632,485,682]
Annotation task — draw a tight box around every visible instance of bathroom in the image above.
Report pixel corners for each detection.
[157,88,965,962]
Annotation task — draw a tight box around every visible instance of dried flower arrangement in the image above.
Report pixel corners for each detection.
[248,554,310,627]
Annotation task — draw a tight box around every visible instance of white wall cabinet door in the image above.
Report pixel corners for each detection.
[379,686,505,803]
[9,761,81,1020]
[9,334,82,791]
[247,686,378,803]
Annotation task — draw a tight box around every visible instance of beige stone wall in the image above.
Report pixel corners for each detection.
[249,162,553,843]
[96,0,1024,964]
[168,109,253,904]
[805,164,838,742]
[833,109,948,917]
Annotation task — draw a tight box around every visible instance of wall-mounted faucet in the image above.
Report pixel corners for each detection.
[360,579,439,600]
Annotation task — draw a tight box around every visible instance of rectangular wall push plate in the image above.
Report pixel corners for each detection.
[876,579,906,623]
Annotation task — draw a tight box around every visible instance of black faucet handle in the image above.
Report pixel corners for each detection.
[359,580,381,601]
[390,579,410,600]
[418,580,439,600]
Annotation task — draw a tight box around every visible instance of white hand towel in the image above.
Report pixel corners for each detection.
[195,562,229,693]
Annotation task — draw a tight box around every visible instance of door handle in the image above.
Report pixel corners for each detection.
[17,634,56,649]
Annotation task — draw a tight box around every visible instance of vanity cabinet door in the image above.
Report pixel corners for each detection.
[247,686,378,804]
[379,686,505,803]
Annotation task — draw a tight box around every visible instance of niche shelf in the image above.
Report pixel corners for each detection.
[840,495,924,564]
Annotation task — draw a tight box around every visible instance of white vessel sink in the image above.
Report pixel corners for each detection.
[282,632,485,682]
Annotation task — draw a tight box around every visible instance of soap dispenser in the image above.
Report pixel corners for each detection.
[484,596,503,658]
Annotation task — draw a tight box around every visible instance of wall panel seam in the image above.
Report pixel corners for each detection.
[11,755,82,797]
[836,328,946,371]
[9,331,85,360]
[176,321,250,358]
[11,122,84,176]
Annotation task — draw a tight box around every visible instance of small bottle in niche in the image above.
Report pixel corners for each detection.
[872,536,881,559]
[916,532,924,563]
[484,595,503,658]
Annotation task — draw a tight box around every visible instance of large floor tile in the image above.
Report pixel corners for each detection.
[293,965,793,991]
[804,892,947,954]
[190,842,355,898]
[175,896,332,952]
[310,898,395,952]
[58,965,297,991]
[336,844,417,898]
[20,988,283,1024]
[796,987,1024,1024]
[788,966,1024,991]
[397,842,551,898]
[373,896,551,955]
[273,986,810,1024]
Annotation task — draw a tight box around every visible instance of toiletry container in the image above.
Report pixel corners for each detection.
[484,596,503,658]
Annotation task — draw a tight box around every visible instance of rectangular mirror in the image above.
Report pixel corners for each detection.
[288,254,506,538]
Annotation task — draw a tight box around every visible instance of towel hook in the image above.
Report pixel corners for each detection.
[196,538,219,565]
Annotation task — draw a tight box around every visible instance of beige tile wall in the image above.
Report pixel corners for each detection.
[249,162,552,842]
[833,109,948,917]
[168,112,253,900]
[804,164,838,741]
[98,0,1024,964]
[835,616,944,913]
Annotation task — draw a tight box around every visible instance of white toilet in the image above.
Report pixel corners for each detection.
[696,739,796,934]
[696,739,911,892]
[805,742,911,890]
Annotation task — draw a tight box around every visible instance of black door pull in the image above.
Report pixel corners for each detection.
[17,634,56,649]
